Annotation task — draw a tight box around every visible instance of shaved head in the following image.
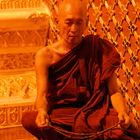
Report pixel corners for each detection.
[58,0,87,19]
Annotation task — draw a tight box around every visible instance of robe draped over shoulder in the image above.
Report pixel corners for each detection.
[47,34,122,139]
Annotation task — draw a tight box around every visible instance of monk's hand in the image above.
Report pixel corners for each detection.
[35,110,49,128]
[118,111,131,129]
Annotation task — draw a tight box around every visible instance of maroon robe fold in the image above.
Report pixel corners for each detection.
[22,35,137,140]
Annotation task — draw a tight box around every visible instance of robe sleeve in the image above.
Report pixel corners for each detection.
[99,38,121,82]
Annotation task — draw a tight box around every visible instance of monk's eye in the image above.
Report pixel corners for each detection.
[76,20,83,25]
[65,21,73,26]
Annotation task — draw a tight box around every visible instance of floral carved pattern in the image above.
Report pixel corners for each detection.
[0,73,36,98]
[0,105,35,128]
[0,53,35,70]
[0,30,47,48]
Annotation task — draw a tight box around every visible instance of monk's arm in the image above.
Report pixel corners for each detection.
[35,51,48,112]
[108,73,130,127]
[34,50,50,127]
[108,73,127,113]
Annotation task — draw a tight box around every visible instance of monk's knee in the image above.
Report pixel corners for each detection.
[21,111,37,130]
[21,111,43,138]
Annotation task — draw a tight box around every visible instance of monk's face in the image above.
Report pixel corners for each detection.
[58,0,87,47]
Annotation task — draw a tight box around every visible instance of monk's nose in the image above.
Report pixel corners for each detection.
[70,24,78,33]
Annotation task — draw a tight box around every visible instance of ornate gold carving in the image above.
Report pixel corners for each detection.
[9,107,19,124]
[0,72,36,98]
[0,0,50,129]
[0,30,47,48]
[0,53,35,71]
[28,12,50,28]
[0,104,35,128]
[0,0,42,9]
[0,108,6,126]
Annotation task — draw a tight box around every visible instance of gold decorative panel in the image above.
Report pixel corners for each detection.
[0,0,49,128]
[45,0,140,127]
[0,103,35,128]
[0,72,36,98]
[0,0,43,9]
[0,30,47,48]
[0,53,35,71]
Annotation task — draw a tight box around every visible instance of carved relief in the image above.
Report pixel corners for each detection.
[0,0,42,9]
[0,108,6,126]
[0,104,35,128]
[0,53,35,71]
[0,72,36,98]
[0,0,50,128]
[9,107,19,124]
[0,29,47,48]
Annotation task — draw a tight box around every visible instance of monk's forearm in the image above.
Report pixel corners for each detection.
[35,93,48,113]
[111,92,127,114]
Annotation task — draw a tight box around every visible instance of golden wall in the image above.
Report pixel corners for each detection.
[0,0,49,128]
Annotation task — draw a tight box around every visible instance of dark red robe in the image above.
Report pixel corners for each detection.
[22,35,137,140]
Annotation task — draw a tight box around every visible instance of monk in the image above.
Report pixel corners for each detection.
[22,0,138,139]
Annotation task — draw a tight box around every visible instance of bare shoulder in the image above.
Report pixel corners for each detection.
[35,41,64,68]
[35,46,53,67]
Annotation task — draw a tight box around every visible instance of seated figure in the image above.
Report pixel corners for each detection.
[22,0,139,139]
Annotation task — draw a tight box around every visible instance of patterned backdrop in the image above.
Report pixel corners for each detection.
[44,0,140,128]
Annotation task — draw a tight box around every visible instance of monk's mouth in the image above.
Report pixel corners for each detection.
[69,36,78,38]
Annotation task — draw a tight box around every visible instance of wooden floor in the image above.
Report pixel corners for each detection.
[0,126,37,140]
